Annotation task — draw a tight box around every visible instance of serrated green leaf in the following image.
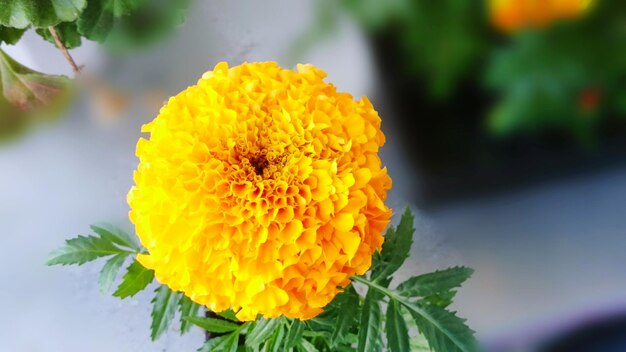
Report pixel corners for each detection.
[90,224,140,251]
[371,208,414,281]
[284,320,305,349]
[36,22,82,49]
[98,253,127,293]
[112,260,154,298]
[0,0,87,28]
[397,267,474,298]
[179,296,201,335]
[296,339,318,352]
[0,49,72,114]
[46,234,126,266]
[77,0,142,42]
[246,317,283,348]
[330,286,360,346]
[199,331,239,352]
[357,289,382,352]
[405,302,476,352]
[266,323,286,352]
[386,299,410,352]
[150,285,181,341]
[185,316,240,333]
[0,26,26,45]
[218,309,239,322]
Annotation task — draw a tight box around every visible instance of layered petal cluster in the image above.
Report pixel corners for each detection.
[489,0,592,32]
[128,62,392,321]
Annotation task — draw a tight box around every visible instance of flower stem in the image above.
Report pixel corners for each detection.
[47,26,81,75]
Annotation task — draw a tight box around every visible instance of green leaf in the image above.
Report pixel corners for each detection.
[46,235,126,266]
[150,285,181,341]
[246,317,283,348]
[185,316,240,334]
[36,22,82,49]
[0,0,87,28]
[199,332,239,352]
[98,253,127,293]
[217,309,239,322]
[0,26,26,45]
[90,224,140,251]
[98,0,190,51]
[372,207,415,281]
[112,260,154,298]
[386,300,410,352]
[396,267,474,298]
[405,302,476,352]
[266,323,286,352]
[179,296,201,335]
[330,286,360,346]
[77,0,142,42]
[357,289,382,352]
[296,339,319,352]
[284,320,305,349]
[0,49,72,114]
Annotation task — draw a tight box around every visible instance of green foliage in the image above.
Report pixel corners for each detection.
[386,300,410,352]
[179,296,202,334]
[186,316,241,334]
[98,254,127,293]
[0,0,86,28]
[77,0,142,41]
[396,266,474,298]
[36,22,82,50]
[50,210,476,352]
[357,290,382,352]
[371,208,414,282]
[150,285,181,340]
[0,26,26,45]
[112,260,154,298]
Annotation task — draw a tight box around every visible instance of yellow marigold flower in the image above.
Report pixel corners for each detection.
[489,0,593,32]
[128,62,392,321]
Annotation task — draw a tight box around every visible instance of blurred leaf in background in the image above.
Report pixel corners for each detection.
[486,0,626,142]
[0,49,73,141]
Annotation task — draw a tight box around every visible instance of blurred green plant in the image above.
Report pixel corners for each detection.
[0,0,190,141]
[485,1,626,142]
[300,0,625,144]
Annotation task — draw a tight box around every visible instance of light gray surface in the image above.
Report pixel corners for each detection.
[2,1,626,351]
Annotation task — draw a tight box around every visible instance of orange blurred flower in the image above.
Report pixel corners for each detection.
[127,62,392,321]
[489,0,593,32]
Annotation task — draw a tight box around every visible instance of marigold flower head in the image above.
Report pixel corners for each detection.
[489,0,593,32]
[128,62,392,321]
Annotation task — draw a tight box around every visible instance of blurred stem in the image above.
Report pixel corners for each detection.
[47,26,81,75]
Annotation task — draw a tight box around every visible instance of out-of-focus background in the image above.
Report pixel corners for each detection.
[1,0,625,351]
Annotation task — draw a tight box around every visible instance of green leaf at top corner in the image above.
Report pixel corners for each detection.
[76,0,143,42]
[90,223,141,251]
[0,26,26,45]
[371,207,415,281]
[36,22,82,49]
[150,285,181,341]
[0,49,73,114]
[112,260,154,298]
[0,0,87,29]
